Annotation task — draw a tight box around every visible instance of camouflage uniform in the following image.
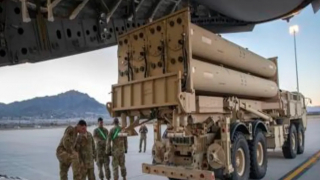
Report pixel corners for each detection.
[56,126,82,180]
[106,125,128,180]
[77,131,96,180]
[139,125,148,152]
[93,126,111,180]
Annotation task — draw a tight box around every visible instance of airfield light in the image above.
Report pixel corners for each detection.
[289,25,299,35]
[289,25,300,92]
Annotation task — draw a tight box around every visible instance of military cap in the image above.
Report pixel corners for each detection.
[113,118,119,125]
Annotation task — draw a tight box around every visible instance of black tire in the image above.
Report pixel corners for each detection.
[297,123,305,155]
[229,131,250,180]
[248,130,268,179]
[282,124,298,159]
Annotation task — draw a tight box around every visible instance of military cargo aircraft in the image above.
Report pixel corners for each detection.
[0,0,319,67]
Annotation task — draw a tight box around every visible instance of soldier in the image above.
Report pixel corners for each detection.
[77,130,96,180]
[93,117,111,180]
[138,124,148,153]
[56,119,87,180]
[106,118,128,180]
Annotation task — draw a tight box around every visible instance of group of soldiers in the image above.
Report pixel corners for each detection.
[55,117,149,180]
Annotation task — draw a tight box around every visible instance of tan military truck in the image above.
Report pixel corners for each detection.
[106,8,311,180]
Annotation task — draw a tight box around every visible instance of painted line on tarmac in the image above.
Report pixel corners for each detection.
[278,150,320,180]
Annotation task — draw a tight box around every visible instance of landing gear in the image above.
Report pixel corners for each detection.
[249,130,268,179]
[282,124,298,159]
[297,123,305,155]
[230,131,250,180]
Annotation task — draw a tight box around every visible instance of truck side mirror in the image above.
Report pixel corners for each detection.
[305,97,312,105]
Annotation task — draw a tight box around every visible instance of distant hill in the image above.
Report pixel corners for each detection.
[0,91,318,120]
[0,90,109,120]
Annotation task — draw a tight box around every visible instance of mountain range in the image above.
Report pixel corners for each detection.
[0,90,319,120]
[0,90,109,120]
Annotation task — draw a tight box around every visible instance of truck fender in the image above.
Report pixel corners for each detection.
[252,120,269,135]
[230,122,250,140]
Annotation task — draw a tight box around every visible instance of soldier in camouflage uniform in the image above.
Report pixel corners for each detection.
[139,124,148,153]
[106,118,128,180]
[77,130,96,180]
[93,118,111,180]
[56,119,87,180]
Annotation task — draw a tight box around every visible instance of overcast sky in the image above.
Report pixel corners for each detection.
[0,5,319,106]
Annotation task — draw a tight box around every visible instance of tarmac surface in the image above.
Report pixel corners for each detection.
[0,116,320,180]
[298,158,320,180]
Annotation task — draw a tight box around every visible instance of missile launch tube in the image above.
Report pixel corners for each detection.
[191,59,279,98]
[190,24,277,78]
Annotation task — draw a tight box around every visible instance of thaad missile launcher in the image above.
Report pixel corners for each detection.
[107,8,311,180]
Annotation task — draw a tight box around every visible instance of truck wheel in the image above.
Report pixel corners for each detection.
[230,131,250,180]
[249,130,267,179]
[282,124,298,159]
[297,123,305,155]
